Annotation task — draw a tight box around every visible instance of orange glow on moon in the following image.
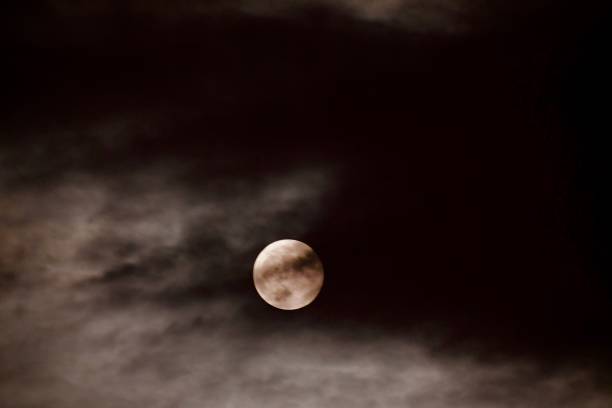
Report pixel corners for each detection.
[253,239,324,310]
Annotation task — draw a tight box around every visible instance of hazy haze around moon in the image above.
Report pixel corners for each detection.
[253,239,324,310]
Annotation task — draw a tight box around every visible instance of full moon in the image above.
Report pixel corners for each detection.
[253,239,324,310]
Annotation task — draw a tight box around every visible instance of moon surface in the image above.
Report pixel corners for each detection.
[253,239,324,310]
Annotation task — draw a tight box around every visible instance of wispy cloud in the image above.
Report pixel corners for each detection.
[43,0,471,33]
[0,120,610,408]
[0,118,335,405]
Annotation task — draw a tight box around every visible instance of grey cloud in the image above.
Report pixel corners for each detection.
[42,0,473,33]
[0,120,337,406]
[1,144,610,407]
[238,0,470,32]
[3,294,610,408]
[1,153,332,287]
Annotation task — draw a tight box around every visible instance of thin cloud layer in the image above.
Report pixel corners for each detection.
[0,121,610,408]
[44,0,471,32]
[0,123,336,406]
[2,291,610,407]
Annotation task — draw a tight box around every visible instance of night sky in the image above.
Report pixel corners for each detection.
[2,1,612,407]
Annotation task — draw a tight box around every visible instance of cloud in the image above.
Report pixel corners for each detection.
[0,123,610,408]
[2,293,611,408]
[239,0,470,31]
[39,0,565,35]
[0,119,339,406]
[42,0,471,33]
[0,136,333,288]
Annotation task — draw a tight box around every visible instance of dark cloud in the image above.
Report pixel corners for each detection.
[2,2,612,407]
[0,126,337,405]
[28,0,471,32]
[1,123,610,407]
[291,250,321,272]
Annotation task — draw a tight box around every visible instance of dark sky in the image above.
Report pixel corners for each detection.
[2,1,612,407]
